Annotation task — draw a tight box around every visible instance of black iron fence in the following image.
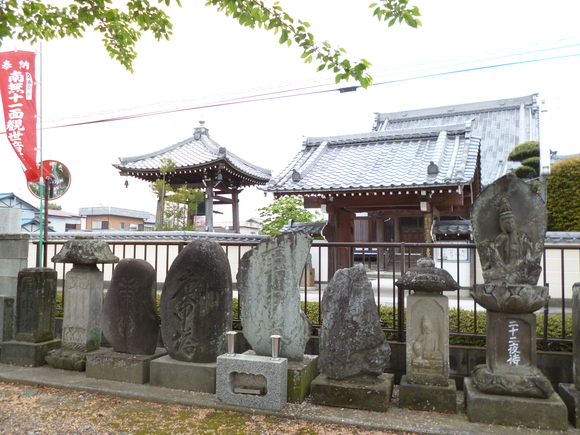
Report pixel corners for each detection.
[34,239,579,350]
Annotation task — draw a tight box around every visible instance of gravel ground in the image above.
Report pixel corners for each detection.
[0,382,411,435]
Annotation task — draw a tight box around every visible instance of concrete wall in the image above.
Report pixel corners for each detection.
[0,234,30,298]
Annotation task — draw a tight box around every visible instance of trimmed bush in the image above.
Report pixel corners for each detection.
[513,165,537,179]
[508,141,540,162]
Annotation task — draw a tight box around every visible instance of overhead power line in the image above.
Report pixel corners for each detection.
[2,38,579,133]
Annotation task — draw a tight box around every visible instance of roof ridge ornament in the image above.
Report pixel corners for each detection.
[194,119,209,140]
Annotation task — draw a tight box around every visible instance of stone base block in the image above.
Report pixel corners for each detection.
[45,348,94,371]
[310,373,394,412]
[465,377,568,431]
[559,383,580,427]
[288,354,319,403]
[0,297,14,342]
[0,339,61,367]
[398,375,457,413]
[244,351,318,403]
[149,355,216,393]
[216,353,288,411]
[86,347,167,384]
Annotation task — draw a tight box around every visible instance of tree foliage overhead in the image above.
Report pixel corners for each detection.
[547,156,580,231]
[258,195,323,235]
[1,0,420,87]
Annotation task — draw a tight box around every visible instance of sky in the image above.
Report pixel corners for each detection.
[1,0,579,223]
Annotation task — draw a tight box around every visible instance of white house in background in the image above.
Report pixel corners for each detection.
[79,206,152,231]
[213,217,263,235]
[0,192,81,232]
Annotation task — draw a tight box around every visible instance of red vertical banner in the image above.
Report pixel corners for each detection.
[0,51,40,183]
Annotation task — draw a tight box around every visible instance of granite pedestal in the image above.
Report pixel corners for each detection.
[149,355,217,393]
[244,350,318,403]
[465,377,568,431]
[86,347,167,384]
[559,383,580,427]
[310,373,394,412]
[216,353,288,411]
[398,375,457,413]
[0,339,61,367]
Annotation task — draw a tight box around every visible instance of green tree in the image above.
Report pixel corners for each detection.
[47,203,62,210]
[547,156,580,231]
[1,0,420,87]
[258,195,323,235]
[150,157,175,230]
[508,141,540,179]
[164,185,204,230]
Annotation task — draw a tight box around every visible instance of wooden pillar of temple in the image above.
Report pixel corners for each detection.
[205,181,214,232]
[232,190,240,233]
[324,203,354,279]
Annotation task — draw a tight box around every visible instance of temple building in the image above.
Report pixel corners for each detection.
[114,121,271,233]
[264,95,540,272]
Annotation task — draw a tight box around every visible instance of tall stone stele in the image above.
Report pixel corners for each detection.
[237,231,312,361]
[160,239,232,363]
[45,235,118,371]
[100,258,159,355]
[469,173,552,398]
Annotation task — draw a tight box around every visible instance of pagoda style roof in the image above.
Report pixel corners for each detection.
[373,94,539,186]
[264,123,480,195]
[114,121,271,188]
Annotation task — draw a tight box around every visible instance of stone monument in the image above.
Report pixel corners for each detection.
[237,231,312,360]
[395,257,459,413]
[558,282,580,427]
[0,267,61,366]
[150,239,232,393]
[311,264,393,412]
[465,173,567,430]
[0,208,29,342]
[237,231,318,402]
[86,258,166,384]
[45,235,118,371]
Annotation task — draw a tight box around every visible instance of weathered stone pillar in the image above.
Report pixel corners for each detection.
[558,282,580,427]
[396,257,459,413]
[0,267,61,366]
[0,209,30,342]
[45,236,118,371]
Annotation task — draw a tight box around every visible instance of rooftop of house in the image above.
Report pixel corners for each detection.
[79,207,151,220]
[114,121,272,186]
[373,94,539,186]
[265,123,480,194]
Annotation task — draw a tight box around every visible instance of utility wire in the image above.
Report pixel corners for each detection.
[2,39,580,132]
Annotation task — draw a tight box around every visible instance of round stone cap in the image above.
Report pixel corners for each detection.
[395,256,459,293]
[51,235,119,265]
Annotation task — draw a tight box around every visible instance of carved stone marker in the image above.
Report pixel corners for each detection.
[0,231,29,341]
[160,239,232,363]
[465,173,567,430]
[311,264,394,412]
[318,264,390,380]
[396,257,458,413]
[45,236,118,371]
[0,267,61,366]
[237,231,311,361]
[151,240,232,393]
[100,258,159,355]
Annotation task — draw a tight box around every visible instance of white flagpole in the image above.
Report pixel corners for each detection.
[37,42,44,268]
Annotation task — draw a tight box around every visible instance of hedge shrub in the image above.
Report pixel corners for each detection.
[547,155,580,231]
